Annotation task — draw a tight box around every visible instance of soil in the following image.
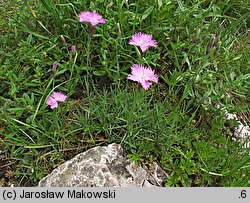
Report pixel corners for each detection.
[0,134,17,187]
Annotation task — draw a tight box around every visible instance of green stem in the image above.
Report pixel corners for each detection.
[86,35,92,69]
[85,35,92,97]
[133,0,140,33]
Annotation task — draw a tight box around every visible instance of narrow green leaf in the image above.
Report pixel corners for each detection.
[158,0,162,10]
[141,6,154,21]
[93,70,107,76]
[177,0,185,12]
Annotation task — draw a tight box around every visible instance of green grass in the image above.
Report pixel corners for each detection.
[0,0,249,186]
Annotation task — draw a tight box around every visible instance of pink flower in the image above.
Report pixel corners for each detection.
[53,61,58,69]
[127,64,158,90]
[71,45,76,55]
[129,32,157,53]
[79,11,106,26]
[46,92,67,109]
[71,45,76,61]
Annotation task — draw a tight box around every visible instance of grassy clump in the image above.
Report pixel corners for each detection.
[0,0,249,186]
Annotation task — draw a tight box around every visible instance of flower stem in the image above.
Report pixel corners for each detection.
[85,35,92,97]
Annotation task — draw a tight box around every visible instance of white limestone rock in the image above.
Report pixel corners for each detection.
[38,143,168,187]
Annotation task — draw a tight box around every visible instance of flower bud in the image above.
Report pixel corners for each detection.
[116,23,121,38]
[52,61,58,78]
[60,35,67,46]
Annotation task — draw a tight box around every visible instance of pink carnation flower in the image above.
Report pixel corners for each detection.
[79,11,106,26]
[129,32,157,53]
[127,64,158,90]
[46,92,67,109]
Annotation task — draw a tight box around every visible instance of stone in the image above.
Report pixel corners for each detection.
[224,108,250,148]
[216,100,250,149]
[38,143,168,187]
